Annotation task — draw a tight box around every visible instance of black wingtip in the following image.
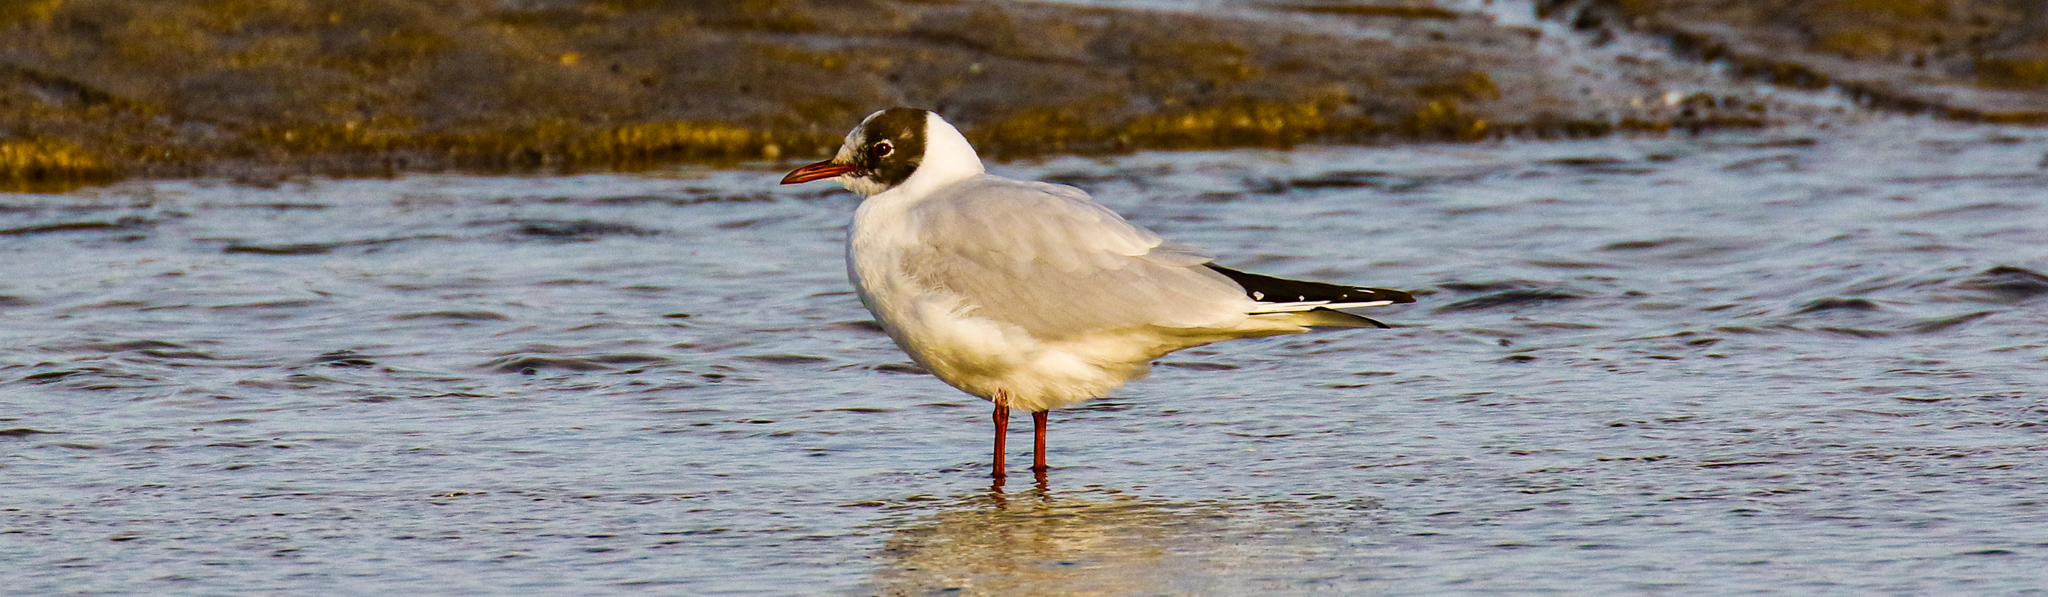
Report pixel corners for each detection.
[1301,307,1393,328]
[1206,264,1415,306]
[1347,310,1393,329]
[1372,288,1419,305]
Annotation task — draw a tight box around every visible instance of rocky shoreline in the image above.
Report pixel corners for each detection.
[1545,0,2048,123]
[1,0,2043,191]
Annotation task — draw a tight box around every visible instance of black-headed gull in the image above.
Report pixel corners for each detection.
[782,108,1414,481]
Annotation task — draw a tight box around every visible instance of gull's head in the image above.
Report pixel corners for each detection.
[780,107,984,198]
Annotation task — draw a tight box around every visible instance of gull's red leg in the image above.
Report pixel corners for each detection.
[991,392,1010,479]
[1032,410,1049,475]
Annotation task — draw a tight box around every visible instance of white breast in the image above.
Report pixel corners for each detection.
[847,187,1158,412]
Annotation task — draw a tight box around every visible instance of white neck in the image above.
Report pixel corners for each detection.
[894,112,984,199]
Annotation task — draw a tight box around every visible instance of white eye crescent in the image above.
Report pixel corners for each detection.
[872,141,894,159]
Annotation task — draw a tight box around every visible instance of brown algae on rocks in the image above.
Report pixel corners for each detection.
[0,138,115,192]
[2,0,2009,189]
[1546,0,2048,122]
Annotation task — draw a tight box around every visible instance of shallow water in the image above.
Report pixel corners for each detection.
[4,117,2048,595]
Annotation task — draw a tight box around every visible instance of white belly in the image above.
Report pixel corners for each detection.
[848,219,1180,412]
[851,252,1157,412]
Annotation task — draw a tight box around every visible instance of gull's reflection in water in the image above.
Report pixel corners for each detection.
[862,484,1382,596]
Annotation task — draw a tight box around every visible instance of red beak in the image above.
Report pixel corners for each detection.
[780,159,857,185]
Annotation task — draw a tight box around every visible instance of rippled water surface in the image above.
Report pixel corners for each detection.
[5,118,2048,595]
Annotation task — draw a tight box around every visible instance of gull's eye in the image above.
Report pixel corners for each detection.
[870,140,894,159]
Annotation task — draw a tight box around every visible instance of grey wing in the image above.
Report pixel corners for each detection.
[901,177,1255,340]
